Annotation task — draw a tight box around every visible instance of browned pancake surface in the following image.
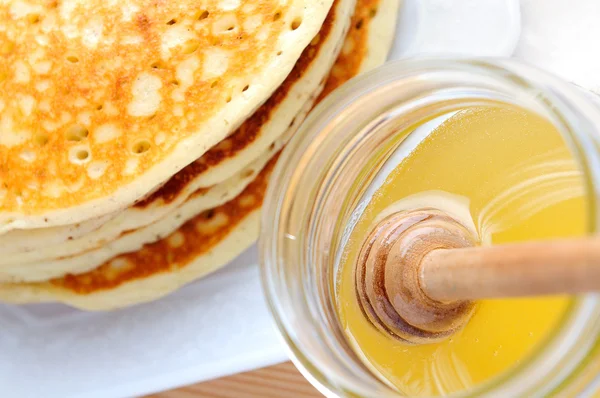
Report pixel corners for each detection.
[53,154,278,294]
[136,2,338,208]
[44,0,381,295]
[0,0,317,214]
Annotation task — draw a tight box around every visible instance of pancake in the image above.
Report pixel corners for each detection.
[0,84,323,283]
[0,0,334,231]
[0,155,276,310]
[320,0,400,99]
[354,0,400,73]
[0,0,353,255]
[0,109,300,281]
[0,151,271,281]
[0,211,122,255]
[0,84,316,285]
[0,0,400,309]
[0,95,317,282]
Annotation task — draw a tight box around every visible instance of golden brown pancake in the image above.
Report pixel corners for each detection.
[0,0,353,261]
[135,0,344,206]
[0,0,333,230]
[0,0,401,309]
[59,154,278,296]
[0,154,276,309]
[0,123,292,280]
[320,0,380,98]
[137,0,397,202]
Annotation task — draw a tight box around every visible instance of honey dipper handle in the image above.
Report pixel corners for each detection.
[420,236,600,302]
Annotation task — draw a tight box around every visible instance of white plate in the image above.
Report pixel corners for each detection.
[0,1,520,397]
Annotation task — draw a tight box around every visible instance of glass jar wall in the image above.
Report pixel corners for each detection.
[260,59,600,397]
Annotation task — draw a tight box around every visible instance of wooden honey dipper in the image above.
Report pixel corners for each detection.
[354,208,600,345]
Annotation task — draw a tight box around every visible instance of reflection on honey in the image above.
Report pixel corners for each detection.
[336,107,585,396]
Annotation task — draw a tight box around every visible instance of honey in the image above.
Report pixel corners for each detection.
[336,106,585,395]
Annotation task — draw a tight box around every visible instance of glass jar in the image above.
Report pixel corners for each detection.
[259,58,600,397]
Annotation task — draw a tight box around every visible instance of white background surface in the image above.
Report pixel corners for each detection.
[514,0,600,94]
[1,1,596,396]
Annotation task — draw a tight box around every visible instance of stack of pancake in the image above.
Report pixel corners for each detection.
[0,0,399,310]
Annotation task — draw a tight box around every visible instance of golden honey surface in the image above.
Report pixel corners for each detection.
[337,106,584,395]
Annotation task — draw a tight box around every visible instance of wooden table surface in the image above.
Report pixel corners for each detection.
[146,361,600,397]
[149,362,322,398]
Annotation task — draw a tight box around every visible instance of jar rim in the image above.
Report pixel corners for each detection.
[260,57,600,397]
